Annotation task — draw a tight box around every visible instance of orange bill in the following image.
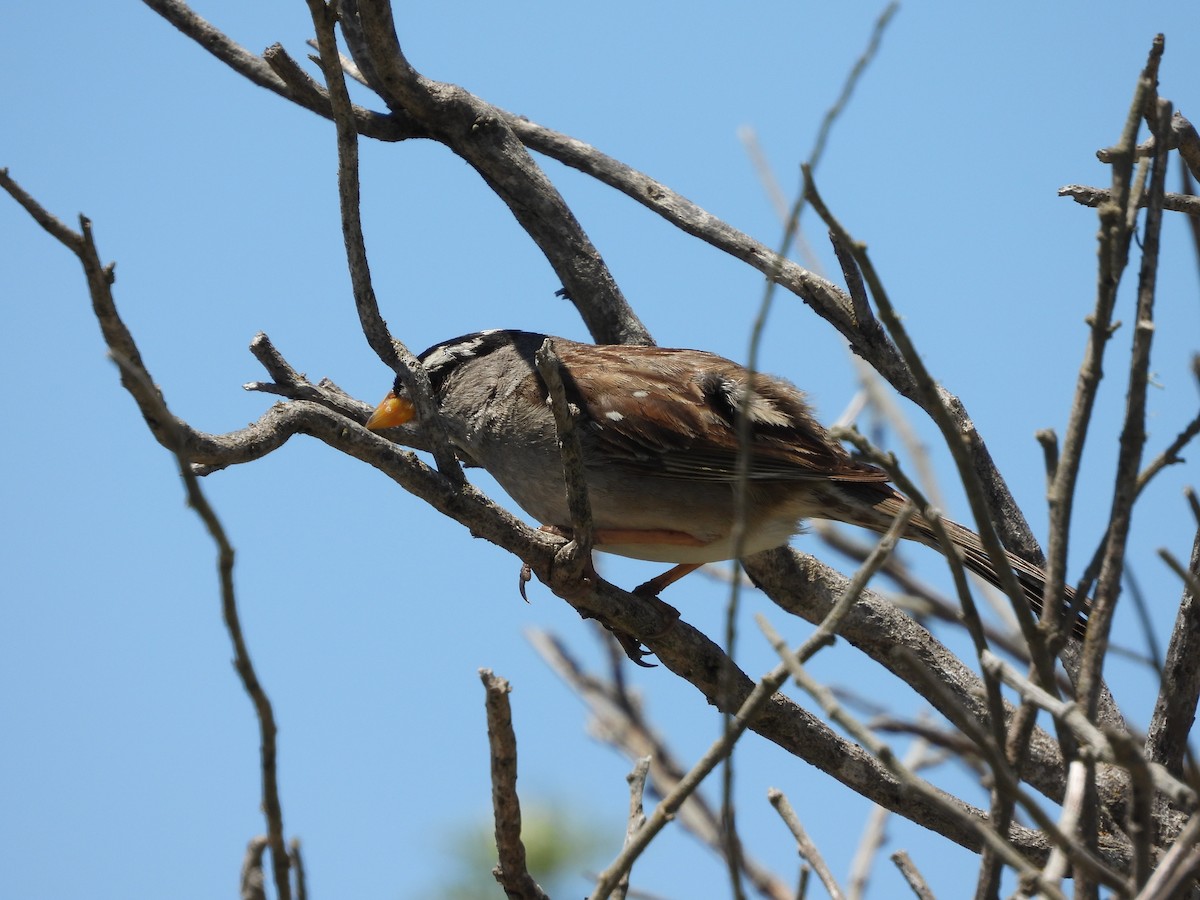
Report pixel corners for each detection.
[365,392,416,430]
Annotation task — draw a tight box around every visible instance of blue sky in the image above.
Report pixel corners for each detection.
[3,2,1198,898]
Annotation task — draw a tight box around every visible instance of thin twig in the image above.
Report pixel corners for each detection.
[615,757,652,900]
[846,737,935,900]
[1076,81,1172,745]
[889,851,935,900]
[535,338,594,567]
[726,16,900,890]
[480,670,550,900]
[304,0,464,480]
[1135,408,1200,496]
[1040,760,1091,889]
[289,839,307,900]
[1048,36,1162,695]
[240,836,268,900]
[767,789,846,900]
[1058,184,1200,216]
[110,350,293,900]
[1146,533,1200,775]
[1041,66,1170,793]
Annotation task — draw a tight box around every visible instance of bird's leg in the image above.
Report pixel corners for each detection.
[632,563,703,597]
[535,524,695,665]
[540,524,695,607]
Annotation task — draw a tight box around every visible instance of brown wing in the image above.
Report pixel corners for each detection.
[554,341,889,484]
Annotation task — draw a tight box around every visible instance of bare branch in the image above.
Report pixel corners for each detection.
[742,548,1074,807]
[1095,110,1200,180]
[889,851,935,900]
[32,188,1084,878]
[141,0,417,139]
[1039,761,1091,890]
[304,0,463,479]
[535,338,594,564]
[1041,41,1164,729]
[0,168,86,252]
[240,836,268,900]
[767,789,846,900]
[1078,89,1172,712]
[290,839,307,900]
[592,518,1033,899]
[1136,407,1200,499]
[348,0,649,346]
[847,738,936,900]
[775,645,1070,897]
[107,349,294,900]
[8,166,1055,868]
[1146,530,1200,775]
[614,757,651,900]
[480,670,550,900]
[1058,184,1200,216]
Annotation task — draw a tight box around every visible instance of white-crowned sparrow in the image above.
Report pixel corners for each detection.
[367,329,1085,637]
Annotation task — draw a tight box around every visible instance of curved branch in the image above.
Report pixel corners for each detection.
[303,0,463,480]
[347,0,651,346]
[142,0,420,141]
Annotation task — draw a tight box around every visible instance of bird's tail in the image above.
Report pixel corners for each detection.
[832,484,1088,639]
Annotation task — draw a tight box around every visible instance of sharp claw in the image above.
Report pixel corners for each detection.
[607,588,683,666]
[517,554,681,667]
[518,563,532,602]
[613,629,657,667]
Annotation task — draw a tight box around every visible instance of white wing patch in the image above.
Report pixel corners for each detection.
[712,375,794,427]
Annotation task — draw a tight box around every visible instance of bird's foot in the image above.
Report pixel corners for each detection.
[608,583,682,666]
[611,629,658,667]
[529,524,691,665]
